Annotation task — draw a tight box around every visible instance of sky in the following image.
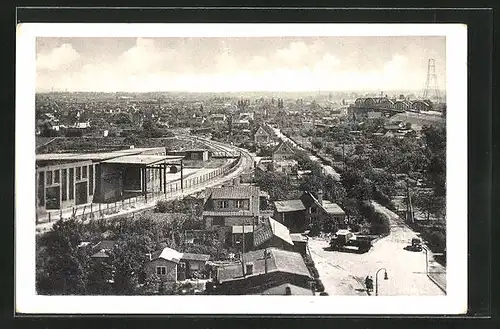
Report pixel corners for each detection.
[35,36,446,93]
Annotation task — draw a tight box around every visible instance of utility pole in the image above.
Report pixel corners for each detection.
[241,223,246,278]
[342,143,346,171]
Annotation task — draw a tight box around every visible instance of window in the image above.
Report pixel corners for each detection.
[76,167,81,180]
[218,200,228,209]
[82,166,87,179]
[156,266,167,275]
[46,171,53,185]
[236,200,244,208]
[61,169,67,201]
[89,165,94,196]
[69,168,74,200]
[54,170,60,184]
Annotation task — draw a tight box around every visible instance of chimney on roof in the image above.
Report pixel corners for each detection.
[317,190,323,205]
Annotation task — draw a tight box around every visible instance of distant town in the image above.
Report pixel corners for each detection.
[35,88,446,296]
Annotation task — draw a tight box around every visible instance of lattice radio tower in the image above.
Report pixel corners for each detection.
[423,58,441,101]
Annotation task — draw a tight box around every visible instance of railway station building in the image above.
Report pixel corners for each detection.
[35,147,184,216]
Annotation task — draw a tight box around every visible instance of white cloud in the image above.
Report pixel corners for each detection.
[36,43,80,70]
[36,39,444,93]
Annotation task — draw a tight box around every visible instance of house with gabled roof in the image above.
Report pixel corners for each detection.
[254,125,275,145]
[273,190,346,233]
[272,140,296,162]
[208,247,313,295]
[144,246,210,282]
[253,217,294,251]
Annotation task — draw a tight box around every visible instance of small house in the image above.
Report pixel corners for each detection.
[209,247,313,295]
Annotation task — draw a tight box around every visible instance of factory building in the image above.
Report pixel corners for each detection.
[35,147,184,216]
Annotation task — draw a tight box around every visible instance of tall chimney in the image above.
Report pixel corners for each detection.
[317,190,323,205]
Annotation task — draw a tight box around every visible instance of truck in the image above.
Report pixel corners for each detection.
[329,229,373,253]
[404,237,423,252]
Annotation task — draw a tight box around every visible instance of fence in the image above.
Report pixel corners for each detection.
[38,155,245,226]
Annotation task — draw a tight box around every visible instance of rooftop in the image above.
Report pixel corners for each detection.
[151,247,183,263]
[321,201,346,215]
[217,247,311,283]
[36,147,167,163]
[207,186,260,200]
[274,200,306,213]
[259,283,314,296]
[182,253,210,262]
[102,155,184,166]
[254,217,294,248]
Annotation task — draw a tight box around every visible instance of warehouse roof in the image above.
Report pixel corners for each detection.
[102,155,183,165]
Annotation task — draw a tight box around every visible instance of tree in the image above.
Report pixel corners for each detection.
[414,190,445,221]
[41,219,89,295]
[108,237,149,295]
[311,139,323,150]
[254,171,293,201]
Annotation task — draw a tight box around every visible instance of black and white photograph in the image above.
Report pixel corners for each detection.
[16,23,467,314]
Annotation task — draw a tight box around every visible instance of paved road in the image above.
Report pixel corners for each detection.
[308,202,445,296]
[271,125,341,180]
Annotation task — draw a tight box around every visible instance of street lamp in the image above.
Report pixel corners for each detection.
[375,268,389,296]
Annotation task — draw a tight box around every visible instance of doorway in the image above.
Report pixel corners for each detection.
[75,181,88,205]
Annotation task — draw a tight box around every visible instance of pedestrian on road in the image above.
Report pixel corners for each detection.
[365,275,373,294]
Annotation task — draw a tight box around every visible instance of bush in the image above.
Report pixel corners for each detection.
[370,212,391,235]
[315,279,325,292]
[424,230,446,253]
[319,292,329,296]
[155,200,170,213]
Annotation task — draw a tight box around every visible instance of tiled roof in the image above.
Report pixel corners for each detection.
[253,223,274,248]
[253,218,294,248]
[207,186,260,200]
[216,247,311,282]
[202,210,256,217]
[274,200,306,213]
[273,140,295,155]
